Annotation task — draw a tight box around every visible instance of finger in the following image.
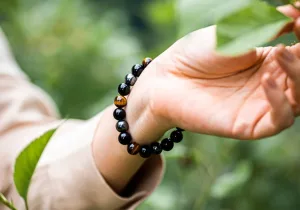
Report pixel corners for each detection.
[261,72,294,133]
[274,45,300,104]
[262,72,294,131]
[277,4,300,19]
[276,5,300,39]
[294,18,300,41]
[253,73,294,138]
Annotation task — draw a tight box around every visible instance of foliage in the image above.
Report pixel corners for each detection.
[0,128,57,210]
[14,128,57,210]
[0,0,300,210]
[177,0,251,37]
[216,0,291,55]
[178,0,296,55]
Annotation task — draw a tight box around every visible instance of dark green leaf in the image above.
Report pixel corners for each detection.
[177,0,252,37]
[264,32,298,46]
[14,128,57,206]
[217,0,291,55]
[261,0,289,6]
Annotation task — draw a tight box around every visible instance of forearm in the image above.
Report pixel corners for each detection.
[92,105,145,193]
[92,104,166,194]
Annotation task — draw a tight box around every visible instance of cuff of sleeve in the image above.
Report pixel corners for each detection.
[39,113,165,209]
[44,144,164,210]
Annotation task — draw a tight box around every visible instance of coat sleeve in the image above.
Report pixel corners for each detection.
[0,28,164,210]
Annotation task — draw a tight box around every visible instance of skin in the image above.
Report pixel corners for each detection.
[93,5,300,194]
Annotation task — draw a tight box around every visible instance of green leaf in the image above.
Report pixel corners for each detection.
[265,32,298,46]
[261,0,289,6]
[216,0,292,55]
[14,128,57,208]
[177,0,252,37]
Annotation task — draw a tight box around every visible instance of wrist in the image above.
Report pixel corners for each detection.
[92,105,146,193]
[126,104,170,145]
[125,61,172,145]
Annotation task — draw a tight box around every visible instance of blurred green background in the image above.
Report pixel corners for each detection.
[1,0,300,209]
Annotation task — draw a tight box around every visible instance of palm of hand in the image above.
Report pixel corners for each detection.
[153,27,298,140]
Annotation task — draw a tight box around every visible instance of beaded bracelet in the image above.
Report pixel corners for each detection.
[113,57,184,158]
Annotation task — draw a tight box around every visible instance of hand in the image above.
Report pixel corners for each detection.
[127,5,300,142]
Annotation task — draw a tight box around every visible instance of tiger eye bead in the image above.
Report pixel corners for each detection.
[142,57,152,68]
[127,142,141,155]
[116,120,129,132]
[139,145,152,158]
[170,130,183,143]
[113,108,126,120]
[118,83,130,96]
[125,73,137,86]
[161,138,174,151]
[132,64,144,77]
[151,142,162,155]
[118,132,132,145]
[114,95,127,108]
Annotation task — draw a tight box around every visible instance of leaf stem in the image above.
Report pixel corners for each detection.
[0,193,17,210]
[25,201,29,210]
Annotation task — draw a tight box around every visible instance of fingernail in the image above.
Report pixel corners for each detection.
[267,77,277,88]
[282,49,294,62]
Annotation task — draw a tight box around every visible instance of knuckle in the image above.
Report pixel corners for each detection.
[232,121,252,140]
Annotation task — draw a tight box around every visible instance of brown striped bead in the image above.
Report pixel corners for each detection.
[127,142,141,155]
[114,95,127,108]
[142,57,152,68]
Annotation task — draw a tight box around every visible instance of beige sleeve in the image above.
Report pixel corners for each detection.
[0,29,164,210]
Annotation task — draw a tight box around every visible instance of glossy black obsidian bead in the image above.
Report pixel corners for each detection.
[125,73,137,86]
[139,145,152,158]
[116,120,129,132]
[170,130,183,143]
[132,64,144,77]
[113,108,126,120]
[151,142,162,155]
[118,83,130,96]
[118,132,132,145]
[127,142,141,155]
[142,57,152,68]
[161,138,174,151]
[176,127,185,132]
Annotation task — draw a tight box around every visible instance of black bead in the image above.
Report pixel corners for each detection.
[118,83,130,96]
[113,108,126,120]
[116,120,129,132]
[132,64,144,77]
[151,142,162,155]
[170,130,183,143]
[118,132,132,145]
[176,127,185,132]
[161,138,174,151]
[139,145,152,158]
[125,73,137,86]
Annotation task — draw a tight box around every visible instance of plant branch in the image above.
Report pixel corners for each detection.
[0,193,17,210]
